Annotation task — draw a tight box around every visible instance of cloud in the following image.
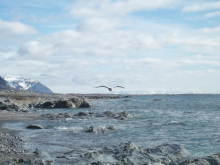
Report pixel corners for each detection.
[124,56,220,70]
[76,18,126,32]
[18,41,57,57]
[40,28,158,57]
[197,26,220,33]
[124,58,179,69]
[184,69,220,76]
[164,36,220,48]
[205,11,220,18]
[0,19,37,35]
[69,0,176,18]
[180,59,220,66]
[0,51,17,59]
[182,1,220,12]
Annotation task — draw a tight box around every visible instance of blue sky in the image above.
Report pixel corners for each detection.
[1,0,220,94]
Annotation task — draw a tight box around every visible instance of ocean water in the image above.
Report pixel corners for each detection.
[3,94,220,164]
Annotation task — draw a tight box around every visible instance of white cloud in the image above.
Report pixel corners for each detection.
[197,26,220,33]
[164,36,220,47]
[181,59,220,66]
[182,1,220,12]
[205,11,220,18]
[0,51,17,59]
[124,56,220,70]
[185,69,220,76]
[69,0,176,18]
[76,18,126,32]
[18,41,57,57]
[0,19,37,34]
[124,58,179,69]
[40,28,158,57]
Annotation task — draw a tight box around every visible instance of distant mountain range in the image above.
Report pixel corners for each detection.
[1,75,53,93]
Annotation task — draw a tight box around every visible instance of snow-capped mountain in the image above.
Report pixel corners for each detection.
[3,75,53,93]
[0,76,13,90]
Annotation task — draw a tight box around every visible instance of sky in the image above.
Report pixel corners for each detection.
[0,0,220,94]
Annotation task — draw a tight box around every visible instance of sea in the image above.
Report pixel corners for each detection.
[3,94,220,164]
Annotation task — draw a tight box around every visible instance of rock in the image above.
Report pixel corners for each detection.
[33,149,54,165]
[0,101,21,110]
[22,109,30,113]
[41,113,73,119]
[118,111,129,118]
[70,97,92,108]
[63,142,189,164]
[26,125,43,129]
[103,111,119,118]
[102,111,130,120]
[152,99,162,101]
[34,97,91,109]
[86,125,116,133]
[178,153,220,165]
[86,162,110,165]
[77,112,92,116]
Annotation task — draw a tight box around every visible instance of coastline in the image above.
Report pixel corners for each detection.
[0,111,42,163]
[0,90,130,164]
[2,91,220,164]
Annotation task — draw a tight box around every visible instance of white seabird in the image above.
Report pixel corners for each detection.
[96,86,125,91]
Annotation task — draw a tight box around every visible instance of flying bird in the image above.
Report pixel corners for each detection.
[96,86,125,91]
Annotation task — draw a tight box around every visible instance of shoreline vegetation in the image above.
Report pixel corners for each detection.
[0,90,220,164]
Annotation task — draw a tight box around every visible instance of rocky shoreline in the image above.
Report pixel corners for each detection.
[0,90,132,164]
[1,90,220,164]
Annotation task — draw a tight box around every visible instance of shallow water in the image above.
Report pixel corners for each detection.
[3,95,220,164]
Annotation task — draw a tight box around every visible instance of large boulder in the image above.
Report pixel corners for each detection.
[27,125,43,129]
[0,101,23,110]
[71,97,92,108]
[34,97,92,109]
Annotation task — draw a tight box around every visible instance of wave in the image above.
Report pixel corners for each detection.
[54,126,83,132]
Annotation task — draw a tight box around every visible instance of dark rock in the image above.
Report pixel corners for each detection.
[86,125,116,133]
[179,153,220,165]
[26,125,43,129]
[118,111,129,118]
[152,99,162,101]
[70,97,92,108]
[77,112,91,116]
[103,111,119,118]
[57,113,73,118]
[34,98,91,109]
[86,161,110,165]
[102,111,130,120]
[0,101,21,110]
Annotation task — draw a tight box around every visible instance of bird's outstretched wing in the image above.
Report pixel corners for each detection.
[113,86,125,89]
[96,86,109,89]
